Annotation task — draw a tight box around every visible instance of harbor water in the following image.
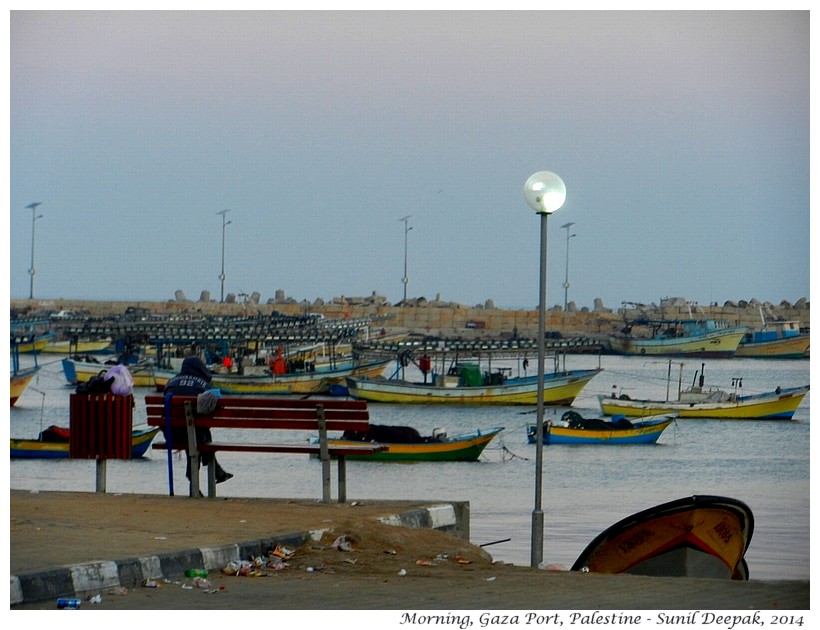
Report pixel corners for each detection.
[9,353,810,580]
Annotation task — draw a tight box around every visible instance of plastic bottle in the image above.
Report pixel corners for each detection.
[57,598,81,609]
[185,568,208,578]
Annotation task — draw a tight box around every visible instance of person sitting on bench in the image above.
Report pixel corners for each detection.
[164,356,233,484]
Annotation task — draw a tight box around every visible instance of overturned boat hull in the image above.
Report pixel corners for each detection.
[571,495,754,579]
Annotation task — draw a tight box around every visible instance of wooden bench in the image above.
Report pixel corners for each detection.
[144,395,386,503]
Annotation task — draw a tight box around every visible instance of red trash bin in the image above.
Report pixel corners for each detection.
[69,394,134,459]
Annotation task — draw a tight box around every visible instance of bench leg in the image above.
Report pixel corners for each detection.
[207,461,217,498]
[337,456,347,504]
[321,457,332,503]
[317,405,332,503]
[184,401,202,499]
[188,454,201,498]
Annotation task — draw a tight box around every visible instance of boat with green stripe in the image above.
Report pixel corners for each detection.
[325,425,504,461]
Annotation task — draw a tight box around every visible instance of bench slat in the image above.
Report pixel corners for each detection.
[150,417,370,432]
[147,407,370,422]
[145,395,367,410]
[153,442,386,455]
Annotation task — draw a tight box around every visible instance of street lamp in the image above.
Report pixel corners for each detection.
[399,215,412,303]
[523,171,567,568]
[561,222,576,312]
[217,209,232,302]
[25,202,43,300]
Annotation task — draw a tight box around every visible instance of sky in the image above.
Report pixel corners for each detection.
[8,9,811,311]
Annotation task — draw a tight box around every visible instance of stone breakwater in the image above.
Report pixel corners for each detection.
[11,295,809,340]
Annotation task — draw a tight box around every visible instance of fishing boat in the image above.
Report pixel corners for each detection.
[10,426,160,459]
[734,311,810,359]
[571,495,754,580]
[197,357,391,395]
[10,332,55,354]
[61,358,168,389]
[325,424,504,461]
[346,363,601,405]
[526,411,675,445]
[598,361,809,420]
[43,337,113,354]
[10,366,40,406]
[11,334,41,406]
[608,317,746,358]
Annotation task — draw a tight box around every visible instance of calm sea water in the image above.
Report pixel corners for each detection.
[9,353,811,580]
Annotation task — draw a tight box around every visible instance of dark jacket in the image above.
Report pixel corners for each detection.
[164,357,212,397]
[162,356,214,453]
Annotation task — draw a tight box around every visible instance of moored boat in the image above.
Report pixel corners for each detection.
[61,358,169,389]
[608,317,746,358]
[11,332,55,354]
[43,338,113,354]
[346,366,601,405]
[526,411,676,445]
[598,362,808,420]
[11,334,41,406]
[326,424,504,461]
[570,495,754,579]
[10,426,160,459]
[735,315,810,359]
[200,357,391,395]
[11,366,40,406]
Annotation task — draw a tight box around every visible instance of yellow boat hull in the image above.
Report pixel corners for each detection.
[11,368,39,406]
[609,330,746,358]
[572,495,753,579]
[734,334,810,359]
[67,360,168,388]
[208,360,390,395]
[43,339,112,354]
[347,369,601,405]
[598,386,808,420]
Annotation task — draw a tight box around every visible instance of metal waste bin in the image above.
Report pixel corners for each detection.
[69,393,134,491]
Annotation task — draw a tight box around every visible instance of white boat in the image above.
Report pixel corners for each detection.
[347,363,601,405]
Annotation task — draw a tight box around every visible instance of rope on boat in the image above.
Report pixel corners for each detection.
[499,440,529,461]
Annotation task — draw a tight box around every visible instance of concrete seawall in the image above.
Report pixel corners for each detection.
[11,296,809,340]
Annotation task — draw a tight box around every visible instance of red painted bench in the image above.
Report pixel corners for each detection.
[144,395,386,503]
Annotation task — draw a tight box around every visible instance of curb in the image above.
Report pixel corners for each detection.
[10,503,460,606]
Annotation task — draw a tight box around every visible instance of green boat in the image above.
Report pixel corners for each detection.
[326,425,504,462]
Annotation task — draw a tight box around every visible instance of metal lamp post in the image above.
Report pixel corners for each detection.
[561,222,576,312]
[217,209,232,302]
[399,215,412,302]
[523,171,567,568]
[25,202,43,300]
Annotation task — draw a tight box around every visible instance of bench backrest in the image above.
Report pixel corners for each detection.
[144,395,370,432]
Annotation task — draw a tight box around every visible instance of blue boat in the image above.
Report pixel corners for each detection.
[527,411,676,445]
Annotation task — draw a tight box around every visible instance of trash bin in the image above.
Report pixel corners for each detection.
[69,393,133,460]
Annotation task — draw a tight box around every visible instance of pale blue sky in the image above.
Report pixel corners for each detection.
[9,10,810,310]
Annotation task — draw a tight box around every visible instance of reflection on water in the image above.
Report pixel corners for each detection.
[10,353,810,580]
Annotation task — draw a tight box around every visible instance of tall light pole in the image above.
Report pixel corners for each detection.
[523,171,567,569]
[399,215,412,303]
[25,202,43,300]
[217,209,231,302]
[561,222,576,312]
